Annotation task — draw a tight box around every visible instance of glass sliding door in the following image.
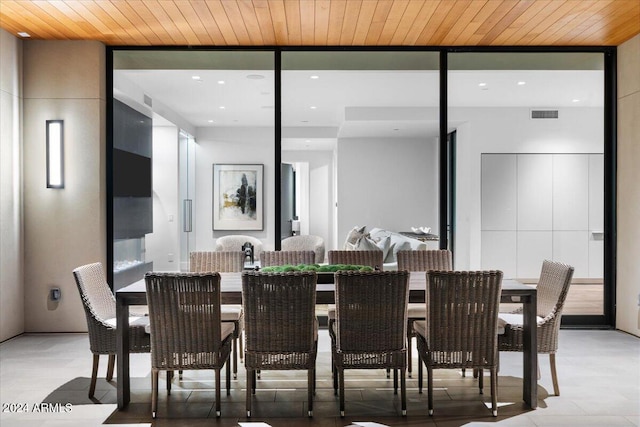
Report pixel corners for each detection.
[111,50,274,288]
[448,52,606,320]
[281,51,440,258]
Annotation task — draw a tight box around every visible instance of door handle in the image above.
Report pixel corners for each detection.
[183,199,192,232]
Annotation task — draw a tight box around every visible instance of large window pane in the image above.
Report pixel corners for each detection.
[112,50,274,289]
[449,52,605,316]
[281,51,440,258]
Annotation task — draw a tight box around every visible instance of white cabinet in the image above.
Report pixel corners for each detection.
[482,154,517,231]
[518,154,552,230]
[481,231,517,278]
[553,155,589,231]
[481,153,603,279]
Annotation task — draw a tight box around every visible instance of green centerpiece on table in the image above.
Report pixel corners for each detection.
[260,264,374,273]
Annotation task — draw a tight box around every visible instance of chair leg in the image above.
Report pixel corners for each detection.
[401,368,407,416]
[232,329,238,379]
[550,353,560,396]
[215,367,221,417]
[307,368,314,417]
[252,370,257,394]
[226,355,231,395]
[339,368,345,417]
[418,354,423,393]
[166,370,172,393]
[427,366,434,416]
[333,362,338,395]
[407,319,413,378]
[491,367,498,417]
[106,354,115,382]
[393,368,398,394]
[89,354,99,398]
[151,369,158,418]
[246,368,253,417]
[478,368,484,394]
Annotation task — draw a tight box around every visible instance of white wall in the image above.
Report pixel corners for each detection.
[22,40,106,332]
[194,127,276,252]
[616,34,640,337]
[0,29,24,341]
[452,106,604,271]
[337,137,439,245]
[282,150,334,251]
[145,125,180,272]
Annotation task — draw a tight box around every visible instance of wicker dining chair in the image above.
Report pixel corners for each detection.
[281,235,326,263]
[145,272,233,418]
[326,250,385,342]
[331,270,410,417]
[260,250,316,267]
[215,235,263,261]
[498,259,574,396]
[72,262,150,398]
[190,251,245,379]
[242,271,318,417]
[397,249,453,378]
[414,270,503,416]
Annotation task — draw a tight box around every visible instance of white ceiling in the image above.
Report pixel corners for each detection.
[115,68,604,151]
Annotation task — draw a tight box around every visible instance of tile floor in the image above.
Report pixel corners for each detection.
[1,329,639,426]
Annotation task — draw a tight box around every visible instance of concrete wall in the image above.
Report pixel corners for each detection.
[0,29,24,341]
[616,34,640,337]
[22,40,106,332]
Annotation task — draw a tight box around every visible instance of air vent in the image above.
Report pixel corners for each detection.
[531,109,558,119]
[143,94,153,107]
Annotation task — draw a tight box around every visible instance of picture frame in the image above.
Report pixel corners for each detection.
[212,164,263,230]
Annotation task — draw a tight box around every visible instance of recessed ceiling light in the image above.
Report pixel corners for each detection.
[478,82,487,87]
[517,81,526,86]
[305,139,311,143]
[17,32,30,38]
[192,75,201,80]
[572,99,580,103]
[310,75,319,79]
[208,119,214,123]
[219,106,225,109]
[310,106,317,109]
[217,80,225,85]
[246,74,264,80]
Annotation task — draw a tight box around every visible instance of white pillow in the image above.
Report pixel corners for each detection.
[343,225,367,249]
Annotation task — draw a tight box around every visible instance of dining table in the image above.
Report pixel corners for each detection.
[115,271,537,410]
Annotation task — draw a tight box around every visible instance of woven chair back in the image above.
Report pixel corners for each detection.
[334,271,409,353]
[397,249,452,272]
[536,260,575,318]
[281,235,325,263]
[426,270,502,367]
[242,271,317,357]
[328,250,384,270]
[261,250,316,267]
[145,272,227,369]
[73,262,116,322]
[190,251,245,272]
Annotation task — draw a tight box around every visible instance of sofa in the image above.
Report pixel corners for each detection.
[343,226,427,270]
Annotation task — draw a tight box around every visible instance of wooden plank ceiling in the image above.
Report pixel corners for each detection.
[1,0,638,47]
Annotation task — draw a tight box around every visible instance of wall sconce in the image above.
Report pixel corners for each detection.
[46,120,64,188]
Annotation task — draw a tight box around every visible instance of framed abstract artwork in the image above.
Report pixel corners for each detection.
[212,164,263,230]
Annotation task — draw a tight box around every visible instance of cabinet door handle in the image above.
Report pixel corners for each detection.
[183,199,192,232]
